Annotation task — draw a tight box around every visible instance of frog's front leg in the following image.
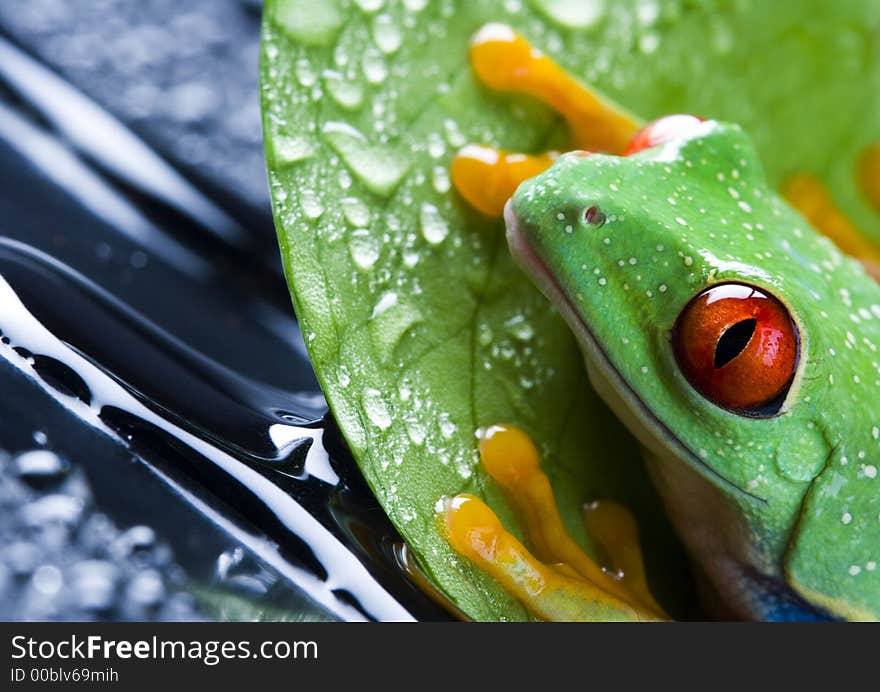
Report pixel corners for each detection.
[469,24,640,154]
[439,425,667,622]
[451,147,557,217]
[451,24,641,218]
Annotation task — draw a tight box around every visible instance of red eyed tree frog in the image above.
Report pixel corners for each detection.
[438,24,880,621]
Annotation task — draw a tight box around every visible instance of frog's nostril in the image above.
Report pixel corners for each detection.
[584,205,606,227]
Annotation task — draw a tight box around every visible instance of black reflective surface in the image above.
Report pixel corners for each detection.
[0,0,449,622]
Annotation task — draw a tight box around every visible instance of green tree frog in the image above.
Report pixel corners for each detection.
[438,24,880,622]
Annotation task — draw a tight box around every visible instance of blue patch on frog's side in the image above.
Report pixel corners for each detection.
[742,569,837,622]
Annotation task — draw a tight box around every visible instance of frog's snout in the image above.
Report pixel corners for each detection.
[504,197,551,286]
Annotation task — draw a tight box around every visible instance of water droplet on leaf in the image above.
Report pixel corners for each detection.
[530,0,603,29]
[420,203,449,245]
[372,15,403,54]
[362,388,392,429]
[322,122,409,197]
[272,0,344,47]
[349,230,380,270]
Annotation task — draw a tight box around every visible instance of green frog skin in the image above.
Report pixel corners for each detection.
[506,119,880,621]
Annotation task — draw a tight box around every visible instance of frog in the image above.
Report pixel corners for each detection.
[437,23,880,621]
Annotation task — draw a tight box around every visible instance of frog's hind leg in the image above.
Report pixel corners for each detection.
[582,499,666,617]
[784,147,880,282]
[441,494,652,621]
[440,424,667,621]
[451,24,641,219]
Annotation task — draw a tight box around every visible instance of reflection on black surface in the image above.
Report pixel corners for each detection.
[0,1,450,621]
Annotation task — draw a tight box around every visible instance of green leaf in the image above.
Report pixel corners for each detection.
[261,0,880,620]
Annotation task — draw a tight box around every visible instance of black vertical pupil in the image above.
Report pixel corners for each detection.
[713,318,757,369]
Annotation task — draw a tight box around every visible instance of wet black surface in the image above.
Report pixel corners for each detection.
[0,0,449,621]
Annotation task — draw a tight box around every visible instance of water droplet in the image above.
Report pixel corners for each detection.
[362,49,388,84]
[439,417,458,439]
[21,495,84,528]
[403,250,420,268]
[636,0,660,25]
[126,569,165,607]
[372,291,399,318]
[295,58,318,87]
[341,197,371,227]
[272,0,344,47]
[710,18,733,54]
[362,388,392,429]
[420,203,449,245]
[405,419,426,445]
[270,135,316,166]
[477,324,493,347]
[349,230,380,270]
[322,122,409,197]
[432,166,451,193]
[442,119,467,147]
[32,564,63,596]
[370,292,422,359]
[372,15,402,54]
[504,315,534,341]
[114,526,157,558]
[6,541,40,576]
[355,0,385,12]
[639,32,659,54]
[13,450,70,490]
[338,366,351,388]
[529,0,603,29]
[71,560,119,611]
[323,71,364,110]
[427,133,446,159]
[300,189,324,219]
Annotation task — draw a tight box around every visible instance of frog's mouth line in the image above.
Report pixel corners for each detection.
[503,201,766,505]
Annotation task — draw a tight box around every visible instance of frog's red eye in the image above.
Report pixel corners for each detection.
[624,114,704,156]
[672,283,799,416]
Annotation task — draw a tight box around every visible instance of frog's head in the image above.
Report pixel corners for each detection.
[507,120,880,618]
